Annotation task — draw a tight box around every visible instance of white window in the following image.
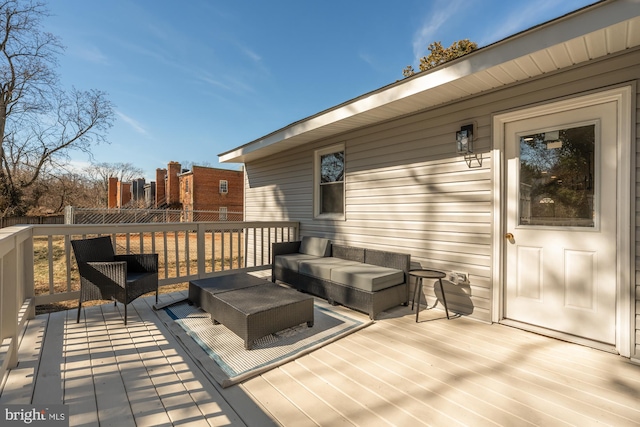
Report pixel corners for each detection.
[314,144,345,219]
[219,206,228,221]
[219,180,228,194]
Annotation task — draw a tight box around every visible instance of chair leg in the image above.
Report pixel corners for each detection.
[77,299,82,323]
[124,303,128,326]
[155,289,159,304]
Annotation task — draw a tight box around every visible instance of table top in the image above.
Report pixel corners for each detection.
[189,272,268,294]
[409,269,447,279]
[213,283,313,311]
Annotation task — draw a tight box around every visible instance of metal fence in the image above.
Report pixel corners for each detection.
[64,206,243,224]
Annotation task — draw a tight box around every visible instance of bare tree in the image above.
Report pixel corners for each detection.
[83,162,144,204]
[28,171,102,213]
[0,0,115,216]
[178,160,213,170]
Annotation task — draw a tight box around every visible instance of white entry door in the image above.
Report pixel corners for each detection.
[504,101,617,344]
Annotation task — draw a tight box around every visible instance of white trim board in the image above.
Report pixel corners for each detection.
[491,85,633,357]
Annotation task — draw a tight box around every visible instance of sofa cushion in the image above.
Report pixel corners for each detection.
[330,264,405,292]
[274,253,320,272]
[298,257,361,280]
[299,236,331,257]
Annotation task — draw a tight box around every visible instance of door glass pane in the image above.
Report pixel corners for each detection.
[519,124,595,227]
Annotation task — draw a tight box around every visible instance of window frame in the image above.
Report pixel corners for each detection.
[219,180,228,194]
[314,143,345,220]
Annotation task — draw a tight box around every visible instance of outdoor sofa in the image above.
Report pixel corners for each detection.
[272,237,410,319]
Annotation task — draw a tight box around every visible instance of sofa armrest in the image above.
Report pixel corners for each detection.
[364,249,411,273]
[272,241,302,282]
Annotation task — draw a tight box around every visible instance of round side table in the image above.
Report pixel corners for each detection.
[409,269,449,322]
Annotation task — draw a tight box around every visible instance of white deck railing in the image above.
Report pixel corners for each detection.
[0,221,298,377]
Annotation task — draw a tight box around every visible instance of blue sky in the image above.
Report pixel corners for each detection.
[45,0,596,181]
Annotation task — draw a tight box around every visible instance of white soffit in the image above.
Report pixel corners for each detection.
[219,0,640,164]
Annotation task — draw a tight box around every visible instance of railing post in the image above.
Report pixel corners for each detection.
[197,224,206,278]
[0,233,19,369]
[244,227,248,268]
[20,233,35,320]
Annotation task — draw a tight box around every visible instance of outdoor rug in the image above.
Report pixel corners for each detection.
[159,298,373,388]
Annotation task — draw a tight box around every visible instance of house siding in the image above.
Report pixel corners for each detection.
[244,47,640,350]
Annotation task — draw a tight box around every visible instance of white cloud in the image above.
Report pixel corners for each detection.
[412,0,466,64]
[76,45,110,65]
[198,73,234,91]
[359,52,375,67]
[115,111,149,136]
[66,159,92,172]
[477,0,577,46]
[240,45,262,63]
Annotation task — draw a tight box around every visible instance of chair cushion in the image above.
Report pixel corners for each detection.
[298,257,361,280]
[330,264,405,292]
[274,254,320,272]
[299,236,331,257]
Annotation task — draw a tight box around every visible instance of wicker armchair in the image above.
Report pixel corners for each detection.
[71,236,158,325]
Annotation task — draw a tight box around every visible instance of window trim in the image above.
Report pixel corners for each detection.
[219,180,228,194]
[314,143,345,220]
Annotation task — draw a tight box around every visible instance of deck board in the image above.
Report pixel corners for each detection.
[32,310,64,405]
[2,290,640,426]
[0,316,47,404]
[359,314,617,425]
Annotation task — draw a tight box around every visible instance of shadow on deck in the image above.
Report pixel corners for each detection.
[2,289,640,426]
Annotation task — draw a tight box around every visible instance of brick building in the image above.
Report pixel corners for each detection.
[107,162,243,221]
[178,165,243,221]
[107,177,134,208]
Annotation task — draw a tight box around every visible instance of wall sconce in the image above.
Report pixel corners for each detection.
[456,123,482,167]
[456,124,473,154]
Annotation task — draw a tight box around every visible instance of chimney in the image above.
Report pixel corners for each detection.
[118,182,132,207]
[108,177,118,208]
[155,168,167,207]
[167,161,181,207]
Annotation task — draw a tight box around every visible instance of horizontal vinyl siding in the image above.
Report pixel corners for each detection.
[244,47,640,328]
[342,111,493,319]
[244,149,313,222]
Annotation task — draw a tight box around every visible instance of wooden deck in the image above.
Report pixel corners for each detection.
[2,290,640,426]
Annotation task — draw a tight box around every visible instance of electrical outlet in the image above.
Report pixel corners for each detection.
[449,271,469,285]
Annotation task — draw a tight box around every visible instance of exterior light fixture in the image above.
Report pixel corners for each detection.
[456,124,474,154]
[456,123,482,167]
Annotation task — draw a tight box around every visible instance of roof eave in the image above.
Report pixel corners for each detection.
[219,0,639,164]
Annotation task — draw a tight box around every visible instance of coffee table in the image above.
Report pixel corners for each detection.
[189,273,314,349]
[189,273,268,316]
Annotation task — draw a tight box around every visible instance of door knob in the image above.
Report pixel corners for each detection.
[505,233,514,240]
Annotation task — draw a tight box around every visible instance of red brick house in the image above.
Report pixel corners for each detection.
[178,165,243,221]
[108,162,243,221]
[107,177,132,208]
